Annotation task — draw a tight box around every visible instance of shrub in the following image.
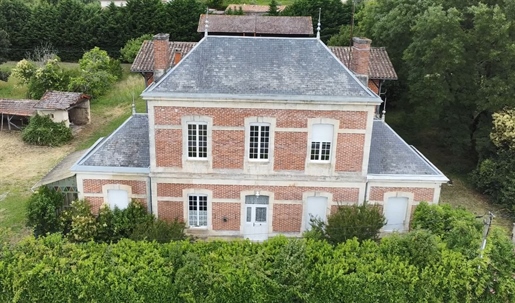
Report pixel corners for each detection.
[0,70,9,82]
[22,114,73,146]
[120,34,153,63]
[304,203,385,244]
[60,200,97,243]
[11,59,36,84]
[26,186,64,237]
[131,218,187,243]
[26,57,69,99]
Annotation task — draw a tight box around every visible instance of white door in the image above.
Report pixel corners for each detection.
[384,197,409,231]
[107,189,129,210]
[244,195,269,241]
[304,196,328,230]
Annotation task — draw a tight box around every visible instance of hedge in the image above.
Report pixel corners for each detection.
[0,233,514,303]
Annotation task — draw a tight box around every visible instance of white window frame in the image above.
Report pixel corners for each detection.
[182,116,213,172]
[187,122,208,159]
[188,194,208,227]
[102,184,132,210]
[244,117,276,174]
[183,189,212,229]
[310,123,333,162]
[248,123,271,161]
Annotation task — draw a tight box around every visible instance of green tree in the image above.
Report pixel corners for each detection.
[327,25,363,46]
[268,0,280,16]
[281,0,352,42]
[0,29,9,65]
[0,0,32,61]
[163,0,204,41]
[120,34,153,63]
[26,186,65,237]
[27,57,69,99]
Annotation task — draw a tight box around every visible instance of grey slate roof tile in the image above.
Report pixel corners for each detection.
[80,114,149,168]
[368,120,440,175]
[197,15,312,35]
[146,36,375,99]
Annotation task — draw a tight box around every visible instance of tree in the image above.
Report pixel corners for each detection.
[281,0,353,42]
[327,25,363,46]
[26,186,65,237]
[163,0,204,41]
[120,34,153,63]
[27,57,69,99]
[0,29,9,65]
[304,203,385,244]
[267,0,280,16]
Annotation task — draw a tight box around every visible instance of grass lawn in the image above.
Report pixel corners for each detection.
[0,62,145,237]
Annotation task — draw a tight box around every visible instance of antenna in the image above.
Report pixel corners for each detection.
[204,7,209,37]
[316,8,321,39]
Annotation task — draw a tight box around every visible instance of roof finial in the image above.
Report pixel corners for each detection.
[381,97,387,121]
[205,7,209,37]
[131,92,136,115]
[316,8,321,39]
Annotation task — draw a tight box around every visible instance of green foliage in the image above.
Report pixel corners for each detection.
[26,186,64,237]
[267,0,280,16]
[120,34,153,63]
[305,203,385,244]
[27,57,69,99]
[131,218,187,243]
[22,114,73,146]
[327,25,363,46]
[0,70,10,82]
[0,233,514,302]
[68,47,119,97]
[11,59,36,84]
[0,28,9,65]
[59,200,97,243]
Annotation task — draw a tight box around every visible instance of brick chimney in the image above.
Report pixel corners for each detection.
[153,33,170,82]
[350,37,372,77]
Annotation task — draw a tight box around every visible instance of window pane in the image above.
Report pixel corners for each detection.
[188,124,197,157]
[246,207,252,222]
[321,142,331,161]
[255,207,267,222]
[310,142,320,160]
[188,195,208,227]
[260,126,269,159]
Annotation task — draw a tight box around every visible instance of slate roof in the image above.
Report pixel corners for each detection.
[0,99,38,116]
[329,46,398,80]
[197,15,312,35]
[36,91,90,110]
[225,4,286,14]
[144,36,378,101]
[77,114,150,168]
[32,150,86,189]
[368,120,444,176]
[131,41,197,73]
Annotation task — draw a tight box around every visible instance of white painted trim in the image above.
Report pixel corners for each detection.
[102,184,132,209]
[181,116,213,173]
[152,177,364,188]
[305,118,339,175]
[244,117,276,174]
[381,192,414,232]
[361,109,375,176]
[301,191,333,231]
[240,190,274,239]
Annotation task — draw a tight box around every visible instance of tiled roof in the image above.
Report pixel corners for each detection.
[131,40,197,73]
[329,46,398,80]
[197,15,313,35]
[36,91,90,110]
[225,4,286,13]
[144,36,377,101]
[0,99,38,116]
[78,114,150,168]
[368,120,443,175]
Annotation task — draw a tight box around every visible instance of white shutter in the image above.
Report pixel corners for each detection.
[312,124,333,142]
[107,189,129,210]
[305,196,328,230]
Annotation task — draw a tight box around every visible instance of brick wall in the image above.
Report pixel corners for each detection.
[153,106,369,172]
[155,129,182,168]
[158,201,183,222]
[369,187,435,202]
[274,132,307,171]
[157,183,360,202]
[212,203,240,230]
[82,179,147,194]
[85,197,104,214]
[273,204,302,232]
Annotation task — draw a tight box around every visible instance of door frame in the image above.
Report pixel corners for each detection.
[301,191,332,231]
[240,190,274,238]
[382,192,414,232]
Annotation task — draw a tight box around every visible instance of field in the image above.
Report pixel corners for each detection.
[0,62,145,233]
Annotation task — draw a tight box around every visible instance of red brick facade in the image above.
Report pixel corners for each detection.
[369,187,434,202]
[212,203,240,231]
[83,179,147,194]
[273,204,302,232]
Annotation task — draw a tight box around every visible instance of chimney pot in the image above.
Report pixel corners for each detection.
[153,33,170,82]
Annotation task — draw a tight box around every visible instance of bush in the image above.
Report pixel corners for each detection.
[60,200,97,243]
[120,34,153,63]
[26,57,69,99]
[26,186,64,237]
[11,59,36,84]
[304,203,385,244]
[0,70,10,82]
[131,218,187,243]
[22,114,73,146]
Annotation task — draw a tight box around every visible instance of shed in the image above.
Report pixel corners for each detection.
[36,91,91,127]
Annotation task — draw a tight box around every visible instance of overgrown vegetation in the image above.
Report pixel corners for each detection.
[22,114,73,146]
[120,34,153,63]
[304,203,385,244]
[25,188,186,243]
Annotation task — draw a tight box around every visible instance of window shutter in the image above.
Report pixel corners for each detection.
[312,124,333,142]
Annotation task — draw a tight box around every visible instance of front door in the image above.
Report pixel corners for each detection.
[244,195,269,241]
[384,197,409,232]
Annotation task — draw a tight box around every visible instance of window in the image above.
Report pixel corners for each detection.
[310,124,333,161]
[249,124,270,160]
[107,189,129,210]
[188,123,207,158]
[188,195,208,227]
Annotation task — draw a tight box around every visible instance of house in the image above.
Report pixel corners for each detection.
[65,34,447,240]
[225,4,286,15]
[0,91,90,130]
[197,15,313,37]
[131,35,397,94]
